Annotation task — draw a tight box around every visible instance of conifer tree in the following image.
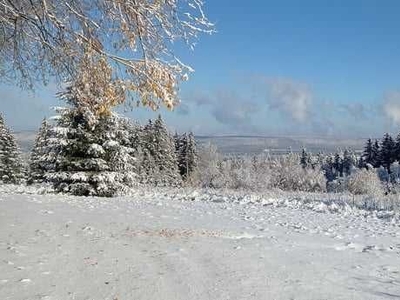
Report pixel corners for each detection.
[0,114,24,183]
[372,140,381,168]
[173,131,180,155]
[139,120,157,183]
[176,132,198,180]
[333,152,343,177]
[142,115,181,186]
[186,132,198,176]
[175,132,188,177]
[44,52,141,196]
[342,149,354,176]
[357,156,365,169]
[394,133,400,163]
[300,148,309,169]
[315,152,325,168]
[363,139,374,166]
[47,108,137,196]
[138,147,157,185]
[27,118,51,184]
[380,133,395,174]
[322,155,335,181]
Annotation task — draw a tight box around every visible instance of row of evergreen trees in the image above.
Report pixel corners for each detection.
[299,132,400,184]
[362,133,400,174]
[0,111,198,196]
[300,148,358,181]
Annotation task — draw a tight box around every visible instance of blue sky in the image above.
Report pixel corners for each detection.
[2,0,400,137]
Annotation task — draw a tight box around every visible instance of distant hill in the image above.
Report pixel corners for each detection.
[14,131,36,152]
[13,131,36,162]
[13,130,366,157]
[197,135,366,155]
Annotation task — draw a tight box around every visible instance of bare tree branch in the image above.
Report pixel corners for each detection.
[0,0,215,112]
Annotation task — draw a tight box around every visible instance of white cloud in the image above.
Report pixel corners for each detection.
[383,91,400,124]
[185,90,259,132]
[265,78,313,123]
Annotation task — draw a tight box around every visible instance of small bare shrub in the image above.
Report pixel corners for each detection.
[347,169,383,197]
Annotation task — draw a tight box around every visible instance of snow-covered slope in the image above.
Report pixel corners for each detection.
[1,189,400,299]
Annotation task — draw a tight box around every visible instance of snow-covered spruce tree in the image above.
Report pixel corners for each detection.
[45,53,139,197]
[372,140,381,168]
[321,155,335,182]
[138,121,156,184]
[174,131,181,155]
[379,133,395,175]
[357,156,365,169]
[342,149,355,176]
[175,132,187,176]
[300,148,310,169]
[27,118,51,184]
[47,109,137,196]
[185,132,198,178]
[175,132,198,180]
[141,115,181,186]
[363,138,374,167]
[137,146,157,185]
[332,152,341,177]
[394,133,400,163]
[40,108,72,179]
[0,114,24,183]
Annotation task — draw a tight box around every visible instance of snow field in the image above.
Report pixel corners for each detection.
[0,187,400,299]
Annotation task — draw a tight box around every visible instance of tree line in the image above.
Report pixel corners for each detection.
[2,106,400,198]
[0,111,198,196]
[361,134,400,175]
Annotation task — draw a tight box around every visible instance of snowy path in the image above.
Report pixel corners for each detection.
[1,191,400,300]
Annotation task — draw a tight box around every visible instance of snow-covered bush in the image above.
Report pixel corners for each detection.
[212,157,247,190]
[270,154,326,193]
[193,142,221,188]
[219,155,273,191]
[347,169,383,197]
[228,157,255,190]
[387,162,400,185]
[195,148,325,193]
[326,179,347,193]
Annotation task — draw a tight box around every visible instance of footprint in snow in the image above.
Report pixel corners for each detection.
[334,242,365,252]
[39,210,54,215]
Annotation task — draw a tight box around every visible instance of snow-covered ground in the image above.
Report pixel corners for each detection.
[1,187,400,299]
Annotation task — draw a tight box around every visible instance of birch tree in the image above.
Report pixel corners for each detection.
[0,0,214,113]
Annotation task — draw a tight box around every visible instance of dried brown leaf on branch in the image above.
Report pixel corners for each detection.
[0,0,214,111]
[58,50,127,124]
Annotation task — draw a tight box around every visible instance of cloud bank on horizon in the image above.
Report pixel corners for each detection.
[383,91,400,126]
[0,74,399,138]
[174,75,393,138]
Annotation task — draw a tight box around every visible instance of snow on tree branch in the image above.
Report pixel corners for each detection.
[0,0,215,111]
